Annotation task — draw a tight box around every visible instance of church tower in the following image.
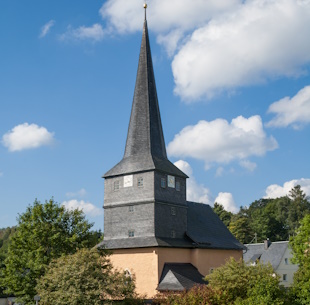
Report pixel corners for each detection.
[100,5,244,298]
[103,16,188,246]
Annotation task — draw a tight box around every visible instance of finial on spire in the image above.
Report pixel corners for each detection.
[144,3,147,21]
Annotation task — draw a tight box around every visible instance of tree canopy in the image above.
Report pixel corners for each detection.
[213,185,310,244]
[0,198,100,304]
[36,248,137,305]
[289,214,310,305]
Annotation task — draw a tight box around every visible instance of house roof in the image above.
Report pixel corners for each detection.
[103,20,187,179]
[157,263,206,291]
[99,201,245,251]
[243,241,289,269]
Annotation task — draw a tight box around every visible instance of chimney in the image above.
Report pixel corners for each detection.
[264,238,271,250]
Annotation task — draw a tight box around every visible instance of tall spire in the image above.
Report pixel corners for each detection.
[104,8,187,179]
[124,17,167,160]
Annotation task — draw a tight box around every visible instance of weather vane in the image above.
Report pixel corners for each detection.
[144,2,147,20]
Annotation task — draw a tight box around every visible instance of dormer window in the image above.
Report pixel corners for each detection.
[161,178,166,188]
[137,177,143,187]
[114,180,120,191]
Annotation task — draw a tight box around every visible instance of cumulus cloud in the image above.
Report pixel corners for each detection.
[62,200,103,217]
[61,24,105,42]
[214,192,239,213]
[168,115,278,169]
[172,0,310,100]
[174,160,213,204]
[264,178,310,199]
[174,160,239,212]
[39,20,55,38]
[2,123,55,152]
[267,85,310,129]
[100,0,239,35]
[66,188,87,198]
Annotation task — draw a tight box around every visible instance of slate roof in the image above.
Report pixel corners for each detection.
[103,20,187,179]
[243,241,289,269]
[186,201,245,250]
[157,263,206,291]
[99,201,245,250]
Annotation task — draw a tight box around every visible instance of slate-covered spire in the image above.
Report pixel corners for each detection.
[124,20,167,160]
[104,17,187,179]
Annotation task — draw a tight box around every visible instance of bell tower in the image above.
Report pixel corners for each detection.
[103,12,188,247]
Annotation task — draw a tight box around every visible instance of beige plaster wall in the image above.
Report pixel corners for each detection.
[109,248,158,298]
[110,247,243,298]
[157,248,243,278]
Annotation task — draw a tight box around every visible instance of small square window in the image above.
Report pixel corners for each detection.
[176,181,181,191]
[138,177,143,187]
[171,230,176,238]
[283,274,287,281]
[171,207,176,216]
[129,206,134,212]
[161,178,166,188]
[285,258,288,265]
[114,180,120,191]
[128,230,134,237]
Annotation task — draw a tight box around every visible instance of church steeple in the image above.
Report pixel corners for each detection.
[124,19,167,160]
[104,14,187,179]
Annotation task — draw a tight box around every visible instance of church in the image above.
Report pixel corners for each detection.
[98,6,244,298]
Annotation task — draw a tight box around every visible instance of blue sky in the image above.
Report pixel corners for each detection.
[1,0,310,231]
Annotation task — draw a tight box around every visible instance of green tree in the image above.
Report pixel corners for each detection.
[213,203,233,227]
[290,214,310,305]
[229,216,253,244]
[36,248,137,305]
[287,186,310,236]
[205,258,288,305]
[0,227,16,297]
[1,198,99,304]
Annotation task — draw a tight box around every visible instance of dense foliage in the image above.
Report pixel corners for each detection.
[0,227,16,297]
[155,258,290,305]
[36,248,137,305]
[289,214,310,305]
[0,198,100,304]
[213,185,310,243]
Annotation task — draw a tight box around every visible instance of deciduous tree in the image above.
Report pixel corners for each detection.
[1,198,99,304]
[36,248,137,305]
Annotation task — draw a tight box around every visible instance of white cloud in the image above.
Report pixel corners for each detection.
[214,192,239,213]
[172,0,310,100]
[39,20,55,38]
[62,200,103,217]
[168,115,278,169]
[239,160,257,172]
[174,160,213,204]
[61,24,105,42]
[267,85,310,129]
[100,0,239,35]
[66,188,87,198]
[264,178,310,199]
[2,123,55,152]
